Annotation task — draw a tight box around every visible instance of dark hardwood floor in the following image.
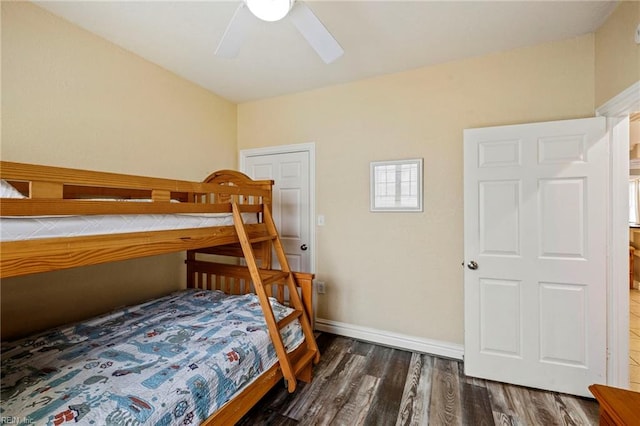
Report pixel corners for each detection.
[238,333,600,425]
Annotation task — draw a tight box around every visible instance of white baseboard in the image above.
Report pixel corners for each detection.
[314,317,464,360]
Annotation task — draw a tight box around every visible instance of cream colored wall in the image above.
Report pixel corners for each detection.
[594,0,640,107]
[2,2,236,179]
[238,35,596,344]
[1,2,237,339]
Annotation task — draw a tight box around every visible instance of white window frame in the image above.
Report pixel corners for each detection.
[630,177,640,225]
[370,158,423,212]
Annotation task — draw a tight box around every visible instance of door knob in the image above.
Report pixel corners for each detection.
[467,260,478,270]
[300,244,308,251]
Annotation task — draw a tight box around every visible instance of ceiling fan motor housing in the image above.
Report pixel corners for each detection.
[245,0,295,22]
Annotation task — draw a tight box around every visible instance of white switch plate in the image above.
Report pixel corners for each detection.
[317,214,325,226]
[636,23,640,44]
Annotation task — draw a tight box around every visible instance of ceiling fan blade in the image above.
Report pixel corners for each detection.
[289,2,344,64]
[215,3,254,58]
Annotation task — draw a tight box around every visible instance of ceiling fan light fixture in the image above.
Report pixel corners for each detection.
[245,0,294,22]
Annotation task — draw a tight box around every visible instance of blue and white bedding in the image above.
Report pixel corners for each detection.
[0,289,304,425]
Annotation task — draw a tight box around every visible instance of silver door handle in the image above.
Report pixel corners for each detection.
[467,260,478,270]
[300,244,308,251]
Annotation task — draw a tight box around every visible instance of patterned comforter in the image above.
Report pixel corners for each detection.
[0,289,304,425]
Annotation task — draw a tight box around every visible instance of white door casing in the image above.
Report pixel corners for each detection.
[464,117,608,396]
[597,80,640,389]
[241,145,313,274]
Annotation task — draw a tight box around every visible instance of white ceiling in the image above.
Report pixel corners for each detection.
[35,0,618,103]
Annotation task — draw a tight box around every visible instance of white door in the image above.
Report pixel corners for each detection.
[463,117,608,397]
[243,150,311,273]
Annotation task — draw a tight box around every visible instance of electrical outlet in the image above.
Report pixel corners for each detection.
[636,23,640,44]
[316,281,326,294]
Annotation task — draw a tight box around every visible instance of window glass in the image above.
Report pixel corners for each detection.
[370,159,423,212]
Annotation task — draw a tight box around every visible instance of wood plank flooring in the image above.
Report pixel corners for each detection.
[630,288,640,392]
[238,334,600,425]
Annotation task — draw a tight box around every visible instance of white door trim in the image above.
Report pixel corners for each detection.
[598,82,640,117]
[239,142,317,274]
[597,80,640,388]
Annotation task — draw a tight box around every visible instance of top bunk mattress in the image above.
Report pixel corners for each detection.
[0,213,258,242]
[1,289,304,425]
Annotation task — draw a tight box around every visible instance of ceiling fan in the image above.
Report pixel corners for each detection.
[215,0,344,64]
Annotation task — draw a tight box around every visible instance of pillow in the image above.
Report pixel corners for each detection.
[1,179,26,198]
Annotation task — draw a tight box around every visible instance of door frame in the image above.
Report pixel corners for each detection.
[239,142,317,274]
[597,81,640,388]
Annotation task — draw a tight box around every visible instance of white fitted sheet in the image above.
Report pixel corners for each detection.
[0,213,258,242]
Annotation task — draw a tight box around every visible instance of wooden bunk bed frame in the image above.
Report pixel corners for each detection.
[0,161,275,278]
[0,160,319,425]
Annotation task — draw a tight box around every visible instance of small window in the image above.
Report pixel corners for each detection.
[370,158,423,212]
[631,178,639,224]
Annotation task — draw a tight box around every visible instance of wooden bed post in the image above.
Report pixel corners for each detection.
[186,251,196,289]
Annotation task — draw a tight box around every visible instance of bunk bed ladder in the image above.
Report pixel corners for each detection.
[231,202,320,393]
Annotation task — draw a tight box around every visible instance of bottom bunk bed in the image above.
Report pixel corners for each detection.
[1,262,316,425]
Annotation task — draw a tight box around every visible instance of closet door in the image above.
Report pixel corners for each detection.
[243,149,311,273]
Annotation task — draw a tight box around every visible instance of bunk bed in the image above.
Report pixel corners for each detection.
[0,161,319,425]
